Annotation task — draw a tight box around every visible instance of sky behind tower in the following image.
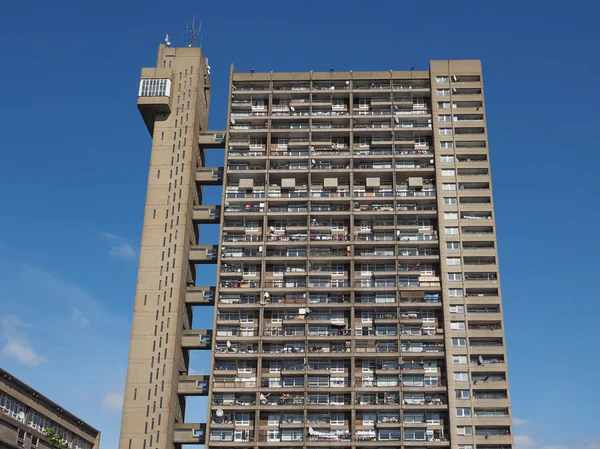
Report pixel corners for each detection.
[0,1,599,448]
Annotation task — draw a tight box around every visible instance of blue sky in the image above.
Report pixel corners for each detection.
[0,0,599,448]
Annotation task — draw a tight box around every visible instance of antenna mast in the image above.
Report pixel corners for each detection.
[185,15,203,48]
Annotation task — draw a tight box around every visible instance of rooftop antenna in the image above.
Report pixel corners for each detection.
[165,34,171,47]
[185,15,203,48]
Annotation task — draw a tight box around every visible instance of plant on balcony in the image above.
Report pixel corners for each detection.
[44,428,69,449]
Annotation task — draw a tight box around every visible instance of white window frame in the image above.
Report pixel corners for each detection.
[443,197,457,205]
[447,257,461,266]
[457,426,473,436]
[455,389,471,399]
[451,321,466,330]
[453,355,468,364]
[450,305,465,314]
[456,408,472,417]
[452,338,467,347]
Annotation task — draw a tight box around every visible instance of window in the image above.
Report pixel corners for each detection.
[456,408,472,417]
[457,426,473,436]
[445,227,459,235]
[452,338,467,347]
[139,78,172,97]
[459,445,474,449]
[331,265,344,276]
[436,76,449,83]
[455,389,471,399]
[440,141,454,148]
[451,321,466,329]
[413,98,425,107]
[359,99,370,108]
[250,138,263,148]
[414,137,428,146]
[251,99,264,109]
[444,212,458,220]
[362,412,376,425]
[453,355,468,364]
[270,361,282,373]
[446,241,460,249]
[236,413,250,425]
[444,197,457,206]
[330,360,345,373]
[449,288,464,297]
[277,138,289,148]
[359,136,370,147]
[447,257,461,266]
[437,89,450,96]
[440,128,453,136]
[442,183,457,191]
[442,169,456,177]
[268,414,280,425]
[448,273,462,281]
[454,372,469,381]
[441,155,455,162]
[330,413,345,425]
[450,305,465,313]
[439,114,452,122]
[438,102,451,109]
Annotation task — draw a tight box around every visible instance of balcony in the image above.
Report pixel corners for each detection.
[178,375,209,396]
[174,423,206,445]
[189,245,218,264]
[182,330,212,349]
[192,205,220,223]
[222,249,263,258]
[196,167,223,185]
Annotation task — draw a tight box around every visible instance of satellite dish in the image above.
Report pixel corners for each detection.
[479,355,484,365]
[394,117,400,124]
[17,411,25,421]
[270,226,276,232]
[264,292,270,298]
[429,159,434,164]
[452,88,457,93]
[216,409,224,417]
[394,105,398,110]
[226,341,232,348]
[308,427,315,435]
[231,118,236,125]
[345,80,350,85]
[290,106,296,111]
[311,159,316,164]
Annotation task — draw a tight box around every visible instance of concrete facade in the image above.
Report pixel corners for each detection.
[122,45,513,449]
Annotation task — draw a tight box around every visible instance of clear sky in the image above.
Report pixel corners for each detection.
[0,0,598,448]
